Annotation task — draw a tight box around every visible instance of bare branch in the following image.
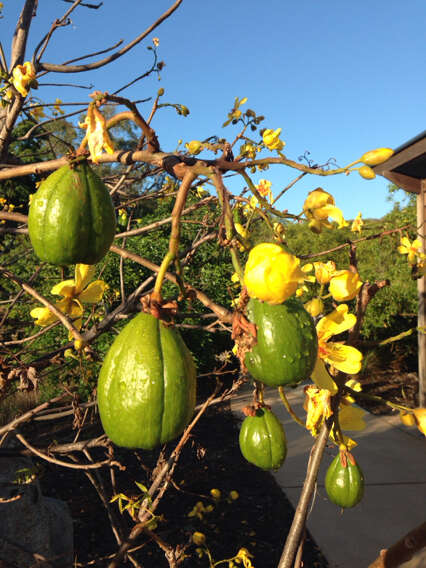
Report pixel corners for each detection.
[39,0,183,74]
[10,0,37,70]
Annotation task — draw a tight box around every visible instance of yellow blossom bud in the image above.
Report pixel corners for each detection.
[244,243,304,305]
[210,488,221,499]
[157,87,165,96]
[192,532,206,546]
[304,297,324,317]
[359,165,376,180]
[229,490,239,500]
[361,148,394,166]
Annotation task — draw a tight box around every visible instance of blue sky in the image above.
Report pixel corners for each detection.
[2,1,425,219]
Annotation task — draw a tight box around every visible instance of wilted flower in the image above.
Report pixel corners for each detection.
[79,104,115,163]
[244,243,305,304]
[304,385,333,436]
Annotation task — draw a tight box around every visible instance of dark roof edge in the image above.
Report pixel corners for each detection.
[392,130,426,155]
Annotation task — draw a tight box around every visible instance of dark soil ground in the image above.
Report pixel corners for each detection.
[39,403,328,568]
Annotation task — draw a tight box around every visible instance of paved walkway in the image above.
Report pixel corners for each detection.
[231,385,426,568]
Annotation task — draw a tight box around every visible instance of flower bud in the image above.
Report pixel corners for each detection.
[359,166,376,180]
[304,297,324,317]
[361,148,393,166]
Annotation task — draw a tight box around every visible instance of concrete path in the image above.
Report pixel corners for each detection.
[231,385,426,568]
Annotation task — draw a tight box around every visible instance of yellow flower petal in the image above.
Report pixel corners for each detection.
[51,279,75,298]
[30,306,57,327]
[322,342,363,375]
[338,405,366,431]
[75,264,96,294]
[78,280,106,303]
[311,357,338,393]
[316,304,356,342]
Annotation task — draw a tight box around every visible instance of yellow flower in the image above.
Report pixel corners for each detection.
[79,104,115,163]
[234,548,255,568]
[234,222,249,251]
[304,297,324,317]
[358,165,376,180]
[244,243,305,305]
[11,61,37,97]
[29,105,46,121]
[351,212,363,233]
[361,148,394,166]
[240,142,257,160]
[413,408,426,436]
[228,490,239,500]
[53,98,65,116]
[185,140,202,154]
[262,128,285,151]
[256,179,272,200]
[328,270,363,302]
[303,188,348,233]
[192,532,206,546]
[315,304,362,375]
[313,261,337,284]
[304,385,333,437]
[30,264,106,332]
[398,236,424,266]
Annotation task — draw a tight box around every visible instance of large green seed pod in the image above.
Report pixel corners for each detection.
[325,452,365,508]
[97,312,197,450]
[239,408,287,470]
[28,162,116,265]
[244,298,318,387]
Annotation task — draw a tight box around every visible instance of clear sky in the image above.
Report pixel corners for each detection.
[2,1,425,220]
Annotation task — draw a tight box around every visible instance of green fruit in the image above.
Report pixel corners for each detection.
[325,452,364,508]
[244,298,318,387]
[97,312,197,450]
[239,408,287,470]
[28,162,116,265]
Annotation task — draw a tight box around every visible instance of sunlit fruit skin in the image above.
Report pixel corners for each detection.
[239,408,287,470]
[325,453,365,508]
[97,312,197,450]
[28,162,116,265]
[244,298,318,387]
